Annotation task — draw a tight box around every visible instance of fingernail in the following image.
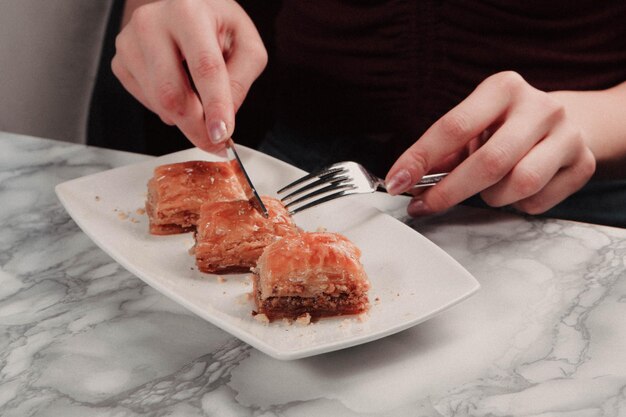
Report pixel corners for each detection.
[407,199,430,216]
[386,169,412,195]
[208,120,228,144]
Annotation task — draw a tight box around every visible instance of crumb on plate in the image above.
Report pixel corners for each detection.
[253,313,270,324]
[295,313,312,326]
[339,318,352,328]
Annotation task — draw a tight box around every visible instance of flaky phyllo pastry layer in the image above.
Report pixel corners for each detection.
[194,196,298,274]
[146,161,245,234]
[253,232,370,320]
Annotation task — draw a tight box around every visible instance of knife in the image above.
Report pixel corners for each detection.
[224,138,269,218]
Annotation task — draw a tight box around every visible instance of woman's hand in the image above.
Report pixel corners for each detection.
[111,0,267,152]
[385,71,597,216]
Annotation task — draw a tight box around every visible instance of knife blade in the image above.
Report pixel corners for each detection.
[224,138,269,218]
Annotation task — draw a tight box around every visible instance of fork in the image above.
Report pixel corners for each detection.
[277,161,448,214]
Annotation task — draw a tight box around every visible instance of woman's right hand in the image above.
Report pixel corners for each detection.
[111,0,268,152]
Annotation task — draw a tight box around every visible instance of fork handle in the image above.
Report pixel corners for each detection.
[410,172,448,188]
[379,172,448,194]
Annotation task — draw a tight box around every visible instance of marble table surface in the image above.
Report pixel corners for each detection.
[1,131,626,417]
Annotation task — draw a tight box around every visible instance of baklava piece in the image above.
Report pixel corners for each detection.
[253,232,370,321]
[146,161,245,234]
[194,197,298,274]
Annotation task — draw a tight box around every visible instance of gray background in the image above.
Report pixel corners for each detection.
[0,0,112,144]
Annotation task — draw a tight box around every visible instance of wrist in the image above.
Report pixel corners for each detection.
[549,85,626,178]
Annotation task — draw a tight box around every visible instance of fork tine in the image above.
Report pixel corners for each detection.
[277,166,344,194]
[278,160,449,214]
[288,190,357,215]
[283,181,356,208]
[280,172,350,202]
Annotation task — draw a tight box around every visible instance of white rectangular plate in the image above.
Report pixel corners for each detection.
[55,146,479,360]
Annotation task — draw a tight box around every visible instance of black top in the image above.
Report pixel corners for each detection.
[274,0,626,171]
[89,0,626,172]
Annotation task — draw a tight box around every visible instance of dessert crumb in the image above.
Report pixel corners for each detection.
[217,275,227,283]
[315,226,327,232]
[358,312,369,322]
[136,208,146,215]
[253,313,270,325]
[94,195,100,201]
[339,319,352,328]
[129,217,139,224]
[236,293,253,305]
[295,313,312,326]
[117,212,129,220]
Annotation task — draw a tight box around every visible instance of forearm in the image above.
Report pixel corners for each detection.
[549,81,626,179]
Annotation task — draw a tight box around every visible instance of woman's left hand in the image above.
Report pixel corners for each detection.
[385,71,597,217]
